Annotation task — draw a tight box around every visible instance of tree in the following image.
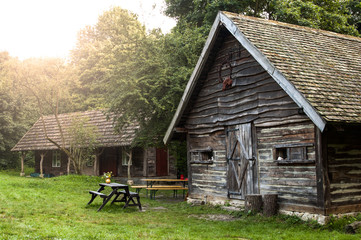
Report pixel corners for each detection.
[269,0,360,36]
[71,7,146,110]
[0,52,37,169]
[165,0,270,27]
[347,0,361,33]
[67,115,98,175]
[165,0,360,36]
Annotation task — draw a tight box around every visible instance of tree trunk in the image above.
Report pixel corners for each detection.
[245,194,262,213]
[263,194,278,216]
[67,157,71,175]
[127,150,132,180]
[40,152,45,178]
[94,154,98,176]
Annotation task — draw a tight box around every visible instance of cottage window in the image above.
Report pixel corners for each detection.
[86,156,94,167]
[274,143,314,164]
[52,151,61,167]
[122,149,132,166]
[190,147,214,164]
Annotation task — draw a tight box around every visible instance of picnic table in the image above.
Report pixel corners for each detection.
[88,182,142,211]
[132,179,188,200]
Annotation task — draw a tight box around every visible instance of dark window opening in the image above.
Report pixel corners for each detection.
[274,143,314,164]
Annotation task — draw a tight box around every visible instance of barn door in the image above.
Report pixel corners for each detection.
[156,148,168,176]
[226,123,256,199]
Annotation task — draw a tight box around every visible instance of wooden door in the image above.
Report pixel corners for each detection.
[226,123,257,199]
[99,148,118,176]
[156,148,168,176]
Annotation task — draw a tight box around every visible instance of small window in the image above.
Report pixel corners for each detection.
[52,151,61,167]
[274,143,314,164]
[86,155,94,167]
[122,149,132,166]
[190,147,214,164]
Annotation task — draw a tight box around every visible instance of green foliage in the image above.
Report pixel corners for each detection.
[325,214,361,232]
[109,25,207,147]
[270,0,360,36]
[347,0,361,32]
[168,141,188,176]
[165,0,360,36]
[165,0,270,27]
[0,52,37,169]
[71,7,146,110]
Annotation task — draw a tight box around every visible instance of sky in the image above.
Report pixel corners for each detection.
[0,0,177,60]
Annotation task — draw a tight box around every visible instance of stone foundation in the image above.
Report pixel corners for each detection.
[187,196,244,208]
[279,210,361,225]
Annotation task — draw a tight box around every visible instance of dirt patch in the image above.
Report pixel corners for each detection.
[189,214,236,221]
[150,206,168,211]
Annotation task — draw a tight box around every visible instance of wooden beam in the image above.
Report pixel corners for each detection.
[174,127,188,133]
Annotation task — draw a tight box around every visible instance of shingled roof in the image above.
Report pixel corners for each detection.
[164,11,361,143]
[12,110,138,151]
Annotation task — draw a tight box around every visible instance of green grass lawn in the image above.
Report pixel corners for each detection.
[0,171,360,240]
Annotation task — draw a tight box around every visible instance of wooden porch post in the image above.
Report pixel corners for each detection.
[20,151,26,176]
[94,154,99,176]
[93,149,103,176]
[67,157,71,175]
[39,152,46,178]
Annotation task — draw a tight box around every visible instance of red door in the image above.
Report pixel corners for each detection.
[99,148,118,176]
[156,148,168,176]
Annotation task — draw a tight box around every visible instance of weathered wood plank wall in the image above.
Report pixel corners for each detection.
[188,131,227,200]
[327,125,361,209]
[185,35,309,134]
[257,123,317,208]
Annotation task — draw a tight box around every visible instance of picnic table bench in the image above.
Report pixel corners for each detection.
[132,179,188,199]
[88,183,142,211]
[146,186,188,200]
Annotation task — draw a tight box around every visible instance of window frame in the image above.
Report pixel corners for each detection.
[190,147,214,165]
[122,148,132,166]
[52,151,61,168]
[273,143,315,165]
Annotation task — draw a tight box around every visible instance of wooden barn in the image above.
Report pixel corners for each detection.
[164,11,361,221]
[12,110,175,178]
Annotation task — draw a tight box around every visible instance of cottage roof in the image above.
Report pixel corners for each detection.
[12,110,137,151]
[164,11,361,144]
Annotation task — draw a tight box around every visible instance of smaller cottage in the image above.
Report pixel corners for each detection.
[12,110,175,177]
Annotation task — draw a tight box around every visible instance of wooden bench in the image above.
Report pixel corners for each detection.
[130,185,147,194]
[131,185,184,194]
[146,187,188,200]
[88,190,107,204]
